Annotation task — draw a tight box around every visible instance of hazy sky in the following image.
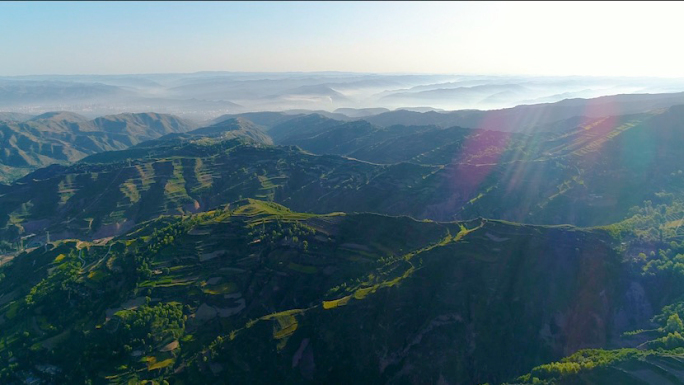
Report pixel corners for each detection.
[2,1,683,77]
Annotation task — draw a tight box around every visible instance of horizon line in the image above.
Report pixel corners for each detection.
[1,71,684,80]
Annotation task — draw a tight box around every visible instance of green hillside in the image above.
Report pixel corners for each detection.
[1,199,675,384]
[5,106,684,248]
[0,136,445,243]
[2,102,684,384]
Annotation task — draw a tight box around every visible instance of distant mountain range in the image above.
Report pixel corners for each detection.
[211,91,684,133]
[3,72,684,120]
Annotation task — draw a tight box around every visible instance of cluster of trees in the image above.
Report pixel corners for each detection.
[136,213,222,278]
[646,313,684,350]
[647,332,684,350]
[642,248,684,277]
[251,220,317,251]
[147,221,189,255]
[640,245,684,302]
[25,252,80,307]
[523,349,642,382]
[620,198,684,241]
[654,300,684,325]
[116,303,185,354]
[645,306,684,350]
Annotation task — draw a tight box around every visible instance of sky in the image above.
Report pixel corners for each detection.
[1,1,683,77]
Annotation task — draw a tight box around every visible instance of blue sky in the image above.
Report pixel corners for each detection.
[2,1,683,77]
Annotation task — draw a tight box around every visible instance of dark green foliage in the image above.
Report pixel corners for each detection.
[116,303,185,351]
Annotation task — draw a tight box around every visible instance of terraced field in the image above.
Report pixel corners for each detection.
[0,200,639,383]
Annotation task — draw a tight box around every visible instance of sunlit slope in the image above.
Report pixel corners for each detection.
[512,349,684,385]
[0,200,646,384]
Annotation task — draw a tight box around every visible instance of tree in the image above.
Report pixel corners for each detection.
[666,313,684,333]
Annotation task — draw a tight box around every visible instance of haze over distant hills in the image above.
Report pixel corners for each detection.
[3,72,684,120]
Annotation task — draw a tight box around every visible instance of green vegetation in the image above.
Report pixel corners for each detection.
[5,103,684,384]
[0,199,628,384]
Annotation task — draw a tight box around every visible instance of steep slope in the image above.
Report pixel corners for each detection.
[268,114,491,165]
[0,112,195,182]
[93,112,197,143]
[186,118,272,144]
[0,137,440,243]
[278,119,377,154]
[198,214,633,385]
[211,111,304,129]
[268,113,347,142]
[346,125,508,165]
[0,200,661,384]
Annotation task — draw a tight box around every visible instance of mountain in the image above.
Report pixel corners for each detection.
[0,199,672,384]
[0,79,132,106]
[5,104,684,245]
[280,110,351,121]
[0,112,196,183]
[269,85,351,104]
[248,104,684,231]
[176,118,272,144]
[344,125,508,165]
[28,111,93,130]
[363,92,684,132]
[210,111,351,131]
[5,93,684,383]
[211,112,304,130]
[266,112,524,166]
[0,136,444,243]
[271,116,457,162]
[379,83,532,109]
[93,112,196,141]
[0,112,33,122]
[268,114,349,143]
[333,107,390,117]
